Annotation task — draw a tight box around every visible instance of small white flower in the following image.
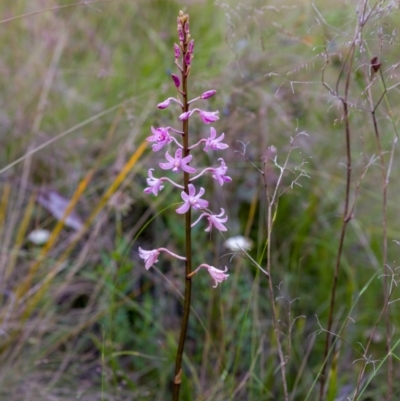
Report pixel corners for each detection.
[224,236,253,251]
[27,229,51,245]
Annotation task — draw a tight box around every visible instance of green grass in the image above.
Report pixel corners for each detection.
[1,0,400,400]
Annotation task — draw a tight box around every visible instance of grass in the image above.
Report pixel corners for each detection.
[1,0,400,400]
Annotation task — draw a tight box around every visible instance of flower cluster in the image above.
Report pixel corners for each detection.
[139,11,229,288]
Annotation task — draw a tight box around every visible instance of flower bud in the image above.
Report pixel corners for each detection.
[157,99,170,109]
[201,90,216,100]
[174,43,181,59]
[188,39,194,54]
[171,74,181,88]
[177,26,184,42]
[179,111,191,121]
[185,51,192,66]
[178,10,187,24]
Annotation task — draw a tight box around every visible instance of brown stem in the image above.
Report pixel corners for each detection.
[319,39,355,401]
[172,30,192,401]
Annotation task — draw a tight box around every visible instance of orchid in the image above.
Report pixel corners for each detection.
[139,12,232,396]
[157,96,183,109]
[190,158,232,186]
[147,126,183,151]
[205,210,228,231]
[211,158,232,186]
[139,247,186,270]
[204,127,228,151]
[188,127,227,151]
[159,148,197,173]
[191,208,228,232]
[147,127,173,151]
[176,184,209,214]
[144,169,164,196]
[138,247,160,270]
[143,169,184,196]
[179,108,219,124]
[188,264,229,288]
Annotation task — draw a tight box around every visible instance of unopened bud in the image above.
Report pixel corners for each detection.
[178,10,187,24]
[177,26,184,42]
[201,90,216,100]
[185,51,192,66]
[188,39,194,54]
[174,43,181,59]
[157,99,170,109]
[179,111,191,121]
[171,74,181,88]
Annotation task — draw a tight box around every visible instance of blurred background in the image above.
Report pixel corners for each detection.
[0,0,400,399]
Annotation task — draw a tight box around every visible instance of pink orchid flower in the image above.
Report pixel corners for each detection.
[204,127,228,151]
[191,208,228,232]
[157,97,183,109]
[159,148,197,174]
[139,247,186,270]
[176,184,209,214]
[188,264,229,288]
[139,248,160,270]
[144,169,164,196]
[211,158,232,186]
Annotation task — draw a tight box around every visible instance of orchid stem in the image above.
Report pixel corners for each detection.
[172,14,192,401]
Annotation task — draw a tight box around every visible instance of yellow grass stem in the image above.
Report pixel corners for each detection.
[5,194,36,280]
[0,182,11,234]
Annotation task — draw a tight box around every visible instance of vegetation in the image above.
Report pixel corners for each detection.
[0,0,399,400]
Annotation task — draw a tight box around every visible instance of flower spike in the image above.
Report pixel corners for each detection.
[139,12,231,391]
